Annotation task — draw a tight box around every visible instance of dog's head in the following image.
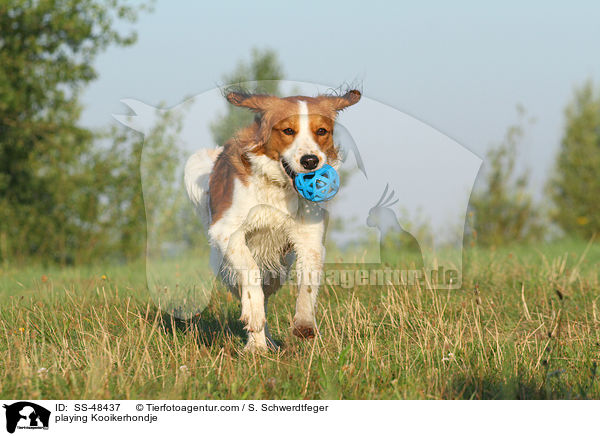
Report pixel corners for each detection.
[225,88,361,186]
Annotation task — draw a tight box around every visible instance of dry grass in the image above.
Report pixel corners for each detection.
[1,239,599,399]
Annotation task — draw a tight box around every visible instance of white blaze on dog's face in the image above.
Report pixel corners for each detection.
[225,90,361,186]
[280,101,328,174]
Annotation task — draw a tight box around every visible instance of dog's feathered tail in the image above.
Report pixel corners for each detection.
[184,147,223,229]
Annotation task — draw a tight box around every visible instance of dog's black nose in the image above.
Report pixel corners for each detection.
[300,154,319,170]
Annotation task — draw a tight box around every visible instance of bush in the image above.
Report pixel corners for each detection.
[549,80,600,239]
[468,107,544,246]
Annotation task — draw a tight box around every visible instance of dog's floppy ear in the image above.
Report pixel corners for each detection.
[226,91,277,112]
[322,89,362,111]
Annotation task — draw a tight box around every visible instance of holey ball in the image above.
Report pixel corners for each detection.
[294,164,340,202]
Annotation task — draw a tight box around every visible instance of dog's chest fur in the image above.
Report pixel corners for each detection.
[208,158,300,277]
[244,172,298,266]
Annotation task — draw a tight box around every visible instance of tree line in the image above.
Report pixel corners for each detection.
[1,0,598,266]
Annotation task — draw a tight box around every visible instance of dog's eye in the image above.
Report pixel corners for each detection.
[282,128,295,135]
[316,128,328,136]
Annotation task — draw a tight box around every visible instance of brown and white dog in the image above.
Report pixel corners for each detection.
[184,89,361,351]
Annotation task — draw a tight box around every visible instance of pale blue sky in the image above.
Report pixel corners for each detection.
[83,0,600,198]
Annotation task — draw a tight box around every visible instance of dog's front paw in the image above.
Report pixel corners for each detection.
[244,340,269,353]
[240,293,266,332]
[292,316,317,339]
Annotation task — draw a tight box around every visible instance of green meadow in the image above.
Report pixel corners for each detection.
[1,239,598,399]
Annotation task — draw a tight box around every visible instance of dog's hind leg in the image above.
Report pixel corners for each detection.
[260,263,291,350]
[262,297,279,351]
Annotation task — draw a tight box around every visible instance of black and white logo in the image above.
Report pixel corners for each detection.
[3,402,50,434]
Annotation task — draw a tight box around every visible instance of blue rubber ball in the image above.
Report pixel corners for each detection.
[294,164,339,202]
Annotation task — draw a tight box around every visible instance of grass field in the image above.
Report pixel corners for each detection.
[1,239,599,399]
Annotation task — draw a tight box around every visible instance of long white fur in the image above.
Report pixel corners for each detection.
[184,147,223,229]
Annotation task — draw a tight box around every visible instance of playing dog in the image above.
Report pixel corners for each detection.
[185,88,361,351]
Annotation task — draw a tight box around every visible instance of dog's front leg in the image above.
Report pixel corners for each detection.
[290,203,326,339]
[211,227,266,338]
